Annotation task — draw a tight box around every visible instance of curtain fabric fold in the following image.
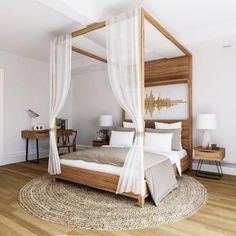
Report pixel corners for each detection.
[106,9,145,195]
[48,34,72,175]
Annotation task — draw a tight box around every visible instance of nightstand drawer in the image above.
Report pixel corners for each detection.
[193,147,225,161]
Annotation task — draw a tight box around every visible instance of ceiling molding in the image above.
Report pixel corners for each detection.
[180,21,236,46]
[37,0,92,25]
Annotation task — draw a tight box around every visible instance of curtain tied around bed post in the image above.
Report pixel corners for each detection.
[48,34,72,175]
[106,8,145,196]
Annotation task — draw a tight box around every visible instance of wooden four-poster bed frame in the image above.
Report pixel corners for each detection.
[54,8,192,208]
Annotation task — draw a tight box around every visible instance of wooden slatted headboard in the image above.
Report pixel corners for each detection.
[122,55,192,161]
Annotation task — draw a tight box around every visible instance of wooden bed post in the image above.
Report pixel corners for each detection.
[141,8,145,118]
[139,8,145,208]
[61,8,193,208]
[188,55,193,169]
[72,21,106,38]
[138,195,145,208]
[72,46,107,63]
[143,9,191,56]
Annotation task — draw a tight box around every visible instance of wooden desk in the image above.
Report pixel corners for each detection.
[21,129,74,163]
[21,129,49,163]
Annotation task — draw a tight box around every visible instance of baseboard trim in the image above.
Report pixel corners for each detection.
[0,144,91,166]
[76,144,92,150]
[0,149,49,166]
[192,159,236,176]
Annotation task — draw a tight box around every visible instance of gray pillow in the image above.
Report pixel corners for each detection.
[145,128,182,151]
[114,127,136,132]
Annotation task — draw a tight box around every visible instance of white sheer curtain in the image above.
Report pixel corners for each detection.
[48,34,72,175]
[106,8,145,195]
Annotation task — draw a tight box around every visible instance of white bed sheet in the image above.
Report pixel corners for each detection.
[147,148,187,175]
[60,148,187,176]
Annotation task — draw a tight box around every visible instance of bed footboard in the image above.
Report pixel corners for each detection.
[54,164,149,208]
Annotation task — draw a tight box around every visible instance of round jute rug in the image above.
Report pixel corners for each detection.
[18,175,207,230]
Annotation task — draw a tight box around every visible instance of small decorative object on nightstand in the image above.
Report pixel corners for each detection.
[92,140,109,147]
[193,146,225,179]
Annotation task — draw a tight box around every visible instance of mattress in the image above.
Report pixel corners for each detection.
[60,148,187,176]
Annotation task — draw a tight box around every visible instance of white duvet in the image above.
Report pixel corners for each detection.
[60,146,187,176]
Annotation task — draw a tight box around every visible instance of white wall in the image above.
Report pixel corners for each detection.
[72,69,121,147]
[192,46,236,167]
[1,43,235,175]
[0,69,4,160]
[71,47,236,175]
[0,50,72,165]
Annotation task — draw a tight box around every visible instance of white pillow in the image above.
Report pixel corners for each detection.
[155,122,182,129]
[109,131,134,147]
[144,132,173,152]
[123,121,135,128]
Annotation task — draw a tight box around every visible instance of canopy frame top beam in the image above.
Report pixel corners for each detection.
[71,8,191,62]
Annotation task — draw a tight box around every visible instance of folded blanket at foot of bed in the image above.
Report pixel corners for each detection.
[61,147,178,205]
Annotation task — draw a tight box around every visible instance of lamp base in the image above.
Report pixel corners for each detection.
[202,130,212,148]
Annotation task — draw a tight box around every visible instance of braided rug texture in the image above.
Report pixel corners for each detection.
[18,175,207,230]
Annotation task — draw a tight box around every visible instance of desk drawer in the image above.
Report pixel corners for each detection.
[21,130,49,139]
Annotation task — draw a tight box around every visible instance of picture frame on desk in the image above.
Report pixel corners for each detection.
[56,118,68,130]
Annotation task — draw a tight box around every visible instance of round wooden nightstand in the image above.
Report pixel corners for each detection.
[193,146,225,179]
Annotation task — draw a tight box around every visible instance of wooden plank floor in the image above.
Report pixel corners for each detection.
[0,158,235,236]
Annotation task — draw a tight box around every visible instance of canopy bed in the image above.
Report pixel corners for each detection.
[49,8,192,208]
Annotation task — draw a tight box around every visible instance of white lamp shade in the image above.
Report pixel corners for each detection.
[99,115,113,127]
[196,114,216,130]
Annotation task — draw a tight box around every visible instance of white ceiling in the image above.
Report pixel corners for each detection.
[0,0,79,61]
[0,0,236,68]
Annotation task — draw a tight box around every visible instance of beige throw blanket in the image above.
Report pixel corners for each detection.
[61,147,177,205]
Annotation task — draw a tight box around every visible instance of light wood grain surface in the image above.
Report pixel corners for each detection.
[193,146,225,161]
[0,158,235,236]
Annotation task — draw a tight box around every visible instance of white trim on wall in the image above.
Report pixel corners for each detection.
[76,144,92,150]
[0,149,49,166]
[192,160,236,176]
[0,69,4,160]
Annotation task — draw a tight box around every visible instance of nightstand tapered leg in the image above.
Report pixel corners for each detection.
[193,146,225,180]
[196,159,223,180]
[196,159,203,177]
[218,162,223,176]
[215,161,223,177]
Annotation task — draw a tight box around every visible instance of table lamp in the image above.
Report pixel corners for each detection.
[196,114,216,148]
[99,115,113,141]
